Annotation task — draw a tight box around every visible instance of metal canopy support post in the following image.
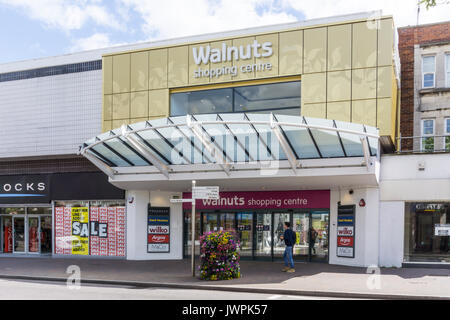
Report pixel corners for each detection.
[191,180,196,278]
[270,114,298,174]
[82,150,116,179]
[187,116,231,176]
[121,125,171,179]
[360,136,372,170]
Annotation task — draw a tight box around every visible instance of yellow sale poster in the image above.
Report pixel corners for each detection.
[71,207,89,255]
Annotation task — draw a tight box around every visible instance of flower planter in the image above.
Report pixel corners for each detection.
[199,230,240,281]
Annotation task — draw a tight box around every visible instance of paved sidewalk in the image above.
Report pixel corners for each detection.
[0,257,449,299]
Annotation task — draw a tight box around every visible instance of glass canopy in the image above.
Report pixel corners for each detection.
[80,113,379,172]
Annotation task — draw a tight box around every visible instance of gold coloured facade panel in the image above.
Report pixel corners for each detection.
[279,30,303,76]
[102,17,397,139]
[303,27,327,73]
[327,24,352,71]
[168,46,189,87]
[149,49,168,89]
[130,51,149,92]
[112,54,130,94]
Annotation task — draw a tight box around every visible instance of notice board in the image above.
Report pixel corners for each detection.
[337,205,355,258]
[147,206,170,253]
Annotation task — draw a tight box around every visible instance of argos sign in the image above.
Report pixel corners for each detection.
[192,40,274,79]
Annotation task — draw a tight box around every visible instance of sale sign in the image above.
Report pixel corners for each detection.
[71,207,89,255]
[55,205,126,257]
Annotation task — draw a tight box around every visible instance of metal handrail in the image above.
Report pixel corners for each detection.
[396,134,450,153]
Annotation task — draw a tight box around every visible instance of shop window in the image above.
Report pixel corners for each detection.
[422,56,435,88]
[54,200,126,257]
[445,118,450,152]
[170,81,301,117]
[421,119,435,152]
[446,54,450,87]
[404,203,450,263]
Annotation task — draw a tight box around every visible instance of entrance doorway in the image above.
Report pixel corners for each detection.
[13,216,25,253]
[0,207,52,255]
[185,210,329,262]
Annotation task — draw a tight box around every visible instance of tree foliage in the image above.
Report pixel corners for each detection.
[419,0,450,9]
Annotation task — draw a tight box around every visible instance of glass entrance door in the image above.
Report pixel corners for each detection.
[28,217,39,253]
[236,212,253,257]
[310,211,329,261]
[273,213,290,257]
[254,213,272,258]
[13,216,25,253]
[220,213,235,232]
[202,213,219,233]
[40,216,52,254]
[293,213,309,259]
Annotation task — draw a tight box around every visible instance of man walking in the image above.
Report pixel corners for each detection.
[280,222,295,273]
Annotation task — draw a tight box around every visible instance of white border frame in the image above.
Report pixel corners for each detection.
[445,118,450,151]
[421,118,435,151]
[445,53,450,88]
[422,55,436,89]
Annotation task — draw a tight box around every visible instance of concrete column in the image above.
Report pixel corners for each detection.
[126,190,182,260]
[126,190,150,260]
[379,201,405,268]
[329,187,380,267]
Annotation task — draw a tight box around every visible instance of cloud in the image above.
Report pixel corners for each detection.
[0,0,122,31]
[69,33,113,52]
[281,0,450,27]
[119,0,298,41]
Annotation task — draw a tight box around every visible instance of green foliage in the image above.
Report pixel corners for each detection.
[419,0,450,9]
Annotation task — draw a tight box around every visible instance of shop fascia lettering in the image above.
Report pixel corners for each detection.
[1,182,46,192]
[193,40,273,79]
[201,196,307,208]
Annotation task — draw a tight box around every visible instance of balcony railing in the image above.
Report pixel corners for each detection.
[397,135,450,154]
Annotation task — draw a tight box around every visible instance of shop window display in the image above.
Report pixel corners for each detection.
[54,200,126,257]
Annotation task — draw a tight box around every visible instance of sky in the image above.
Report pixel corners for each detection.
[0,0,449,64]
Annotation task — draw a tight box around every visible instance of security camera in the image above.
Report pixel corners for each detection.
[349,189,354,195]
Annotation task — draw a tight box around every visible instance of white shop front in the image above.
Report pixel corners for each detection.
[79,113,385,267]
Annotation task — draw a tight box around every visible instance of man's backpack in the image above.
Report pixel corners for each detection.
[291,230,297,245]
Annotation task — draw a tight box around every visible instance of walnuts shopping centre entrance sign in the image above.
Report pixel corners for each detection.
[193,40,273,79]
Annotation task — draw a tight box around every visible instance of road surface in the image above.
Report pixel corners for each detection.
[0,279,356,300]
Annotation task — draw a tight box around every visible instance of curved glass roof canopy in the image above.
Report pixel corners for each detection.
[79,113,379,178]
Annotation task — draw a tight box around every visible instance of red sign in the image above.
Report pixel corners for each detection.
[337,236,354,247]
[148,234,170,244]
[183,190,330,210]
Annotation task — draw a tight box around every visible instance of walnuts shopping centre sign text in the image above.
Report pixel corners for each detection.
[193,40,273,79]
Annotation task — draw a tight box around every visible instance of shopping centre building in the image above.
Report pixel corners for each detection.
[0,11,448,268]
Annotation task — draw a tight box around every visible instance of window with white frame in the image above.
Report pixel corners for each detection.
[421,119,435,152]
[422,56,435,88]
[445,118,450,152]
[446,54,450,87]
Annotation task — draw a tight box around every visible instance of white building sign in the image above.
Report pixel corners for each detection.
[193,40,273,79]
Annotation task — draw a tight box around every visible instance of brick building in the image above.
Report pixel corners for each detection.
[398,21,450,152]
